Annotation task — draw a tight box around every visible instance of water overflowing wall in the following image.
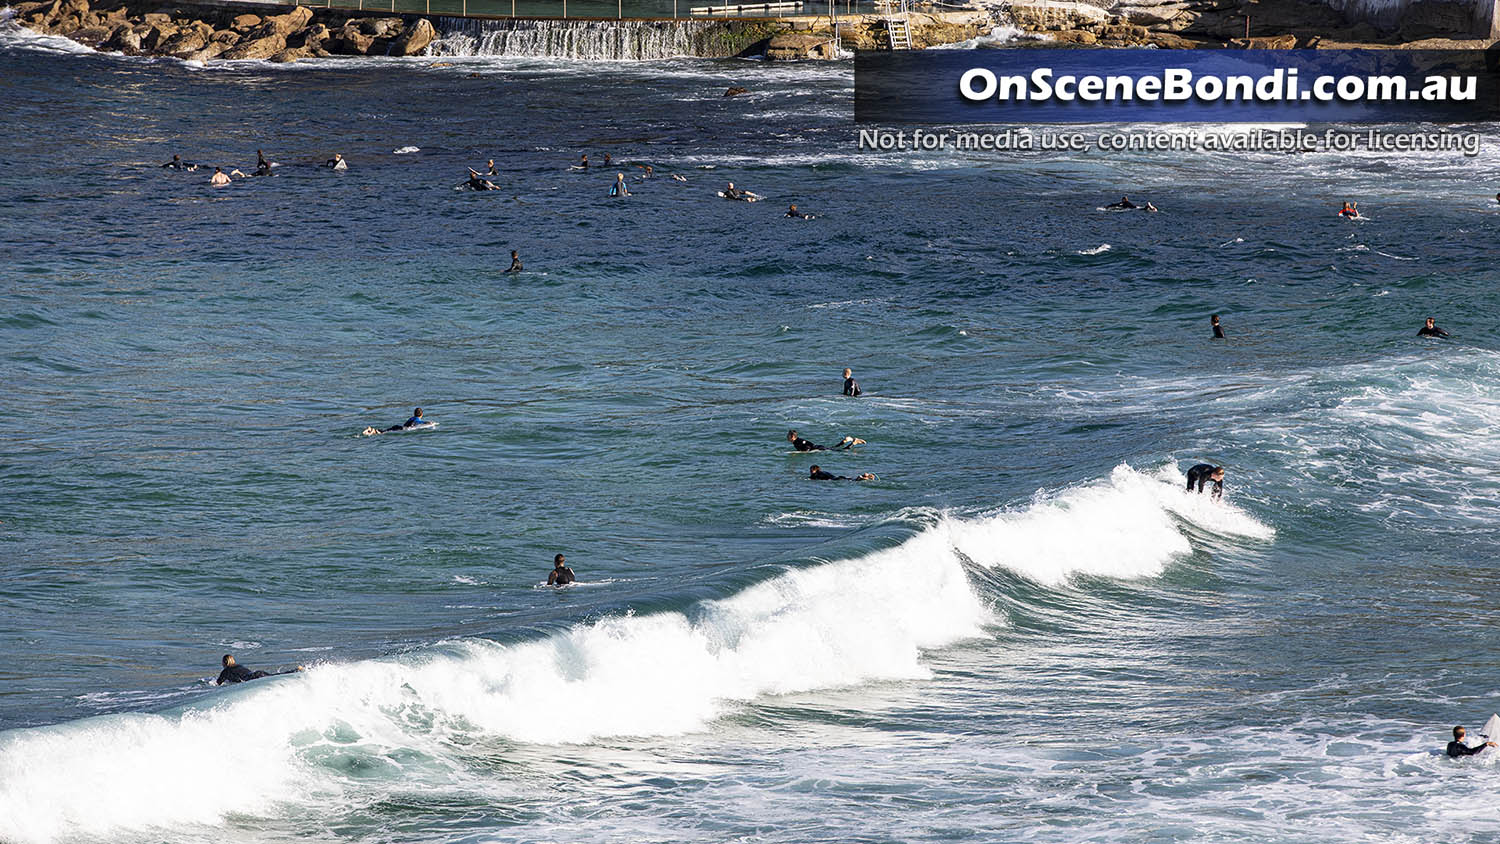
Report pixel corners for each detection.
[428,16,781,58]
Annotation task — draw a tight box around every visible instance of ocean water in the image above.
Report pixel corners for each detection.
[4,21,1500,844]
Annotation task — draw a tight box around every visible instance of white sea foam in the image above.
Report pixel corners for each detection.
[0,466,1274,842]
[392,146,421,155]
[1077,243,1111,256]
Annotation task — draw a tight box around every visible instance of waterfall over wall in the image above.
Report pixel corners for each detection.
[428,17,762,59]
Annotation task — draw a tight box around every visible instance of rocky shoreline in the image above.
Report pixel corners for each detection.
[2,0,1491,63]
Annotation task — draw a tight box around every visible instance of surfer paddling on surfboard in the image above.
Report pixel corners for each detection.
[787,430,864,452]
[363,408,435,436]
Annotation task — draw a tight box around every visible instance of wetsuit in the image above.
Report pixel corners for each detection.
[1418,325,1450,338]
[487,165,498,176]
[843,377,861,397]
[786,210,808,219]
[404,415,427,427]
[1106,199,1138,209]
[162,159,186,170]
[328,158,347,170]
[467,176,497,191]
[810,469,853,480]
[547,566,576,586]
[1212,323,1226,339]
[1449,741,1489,758]
[507,257,523,273]
[610,182,623,197]
[1186,464,1223,500]
[216,664,271,685]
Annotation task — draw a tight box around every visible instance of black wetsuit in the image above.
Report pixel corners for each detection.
[1186,464,1223,500]
[1212,323,1226,339]
[1418,325,1450,338]
[507,257,523,273]
[793,436,852,452]
[810,469,853,480]
[217,664,271,685]
[843,377,861,397]
[1106,199,1138,210]
[1449,741,1488,758]
[547,566,576,586]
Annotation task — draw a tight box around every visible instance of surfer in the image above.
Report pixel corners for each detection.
[723,182,744,200]
[1186,464,1224,500]
[363,408,432,436]
[1211,314,1226,339]
[1105,196,1138,210]
[1447,725,1496,757]
[255,149,271,176]
[464,168,499,191]
[327,153,347,171]
[809,465,875,481]
[635,163,653,179]
[162,154,196,171]
[546,553,576,586]
[506,250,523,273]
[1144,201,1158,212]
[603,153,613,167]
[209,167,231,187]
[578,153,589,169]
[788,429,864,451]
[786,203,808,219]
[610,173,630,197]
[216,654,302,685]
[485,158,498,176]
[842,368,862,397]
[1338,201,1359,218]
[1417,317,1450,338]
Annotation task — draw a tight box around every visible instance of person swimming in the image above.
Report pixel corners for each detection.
[1186,464,1224,500]
[635,163,653,179]
[723,182,744,200]
[809,465,875,481]
[787,429,864,451]
[162,154,197,171]
[1105,196,1138,210]
[602,153,612,167]
[1144,201,1158,212]
[486,158,498,176]
[1418,317,1450,338]
[327,153,347,171]
[1448,725,1496,757]
[842,368,861,397]
[506,250,522,273]
[1211,314,1226,339]
[1339,201,1357,218]
[578,153,589,169]
[363,408,432,436]
[786,203,808,219]
[216,654,302,685]
[610,172,630,197]
[209,166,231,187]
[255,149,272,176]
[546,553,576,586]
[465,168,499,191]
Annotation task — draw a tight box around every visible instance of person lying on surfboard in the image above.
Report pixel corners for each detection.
[809,465,875,482]
[363,408,433,436]
[787,430,864,452]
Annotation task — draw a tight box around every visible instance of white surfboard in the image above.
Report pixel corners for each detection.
[1480,714,1500,742]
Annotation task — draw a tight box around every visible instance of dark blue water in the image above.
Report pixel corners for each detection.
[4,23,1500,844]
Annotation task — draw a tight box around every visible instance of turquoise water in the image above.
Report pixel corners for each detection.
[4,22,1500,844]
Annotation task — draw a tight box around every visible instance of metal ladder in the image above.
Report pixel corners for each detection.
[878,0,912,50]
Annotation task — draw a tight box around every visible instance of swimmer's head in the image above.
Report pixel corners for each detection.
[1456,725,1467,741]
[554,554,566,567]
[1426,317,1436,328]
[222,654,236,667]
[1211,314,1220,325]
[786,430,797,442]
[809,465,821,475]
[843,368,852,378]
[413,408,422,417]
[1212,467,1225,480]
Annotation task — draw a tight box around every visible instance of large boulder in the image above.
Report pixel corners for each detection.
[389,18,435,56]
[159,28,207,55]
[249,5,312,38]
[210,29,239,43]
[140,11,170,25]
[1007,0,1108,30]
[230,13,261,31]
[66,24,112,45]
[357,16,402,36]
[764,31,835,60]
[1119,2,1190,25]
[1049,28,1098,42]
[184,40,230,61]
[104,22,140,51]
[288,21,328,48]
[269,46,311,62]
[328,23,375,53]
[220,32,285,59]
[1146,30,1201,47]
[1231,33,1296,47]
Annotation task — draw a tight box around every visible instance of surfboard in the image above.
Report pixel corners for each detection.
[362,421,438,437]
[1479,713,1499,742]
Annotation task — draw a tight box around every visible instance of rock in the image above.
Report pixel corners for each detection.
[104,22,139,51]
[1119,3,1189,25]
[220,32,285,59]
[1146,30,1200,47]
[763,31,835,59]
[269,46,310,62]
[230,13,261,30]
[1231,33,1296,47]
[389,18,435,56]
[358,16,403,37]
[1049,28,1098,42]
[329,23,375,54]
[141,11,169,25]
[66,24,111,45]
[210,29,238,43]
[9,1,46,17]
[1006,0,1108,31]
[250,5,313,38]
[288,22,328,48]
[723,86,749,96]
[184,40,229,61]
[158,27,207,54]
